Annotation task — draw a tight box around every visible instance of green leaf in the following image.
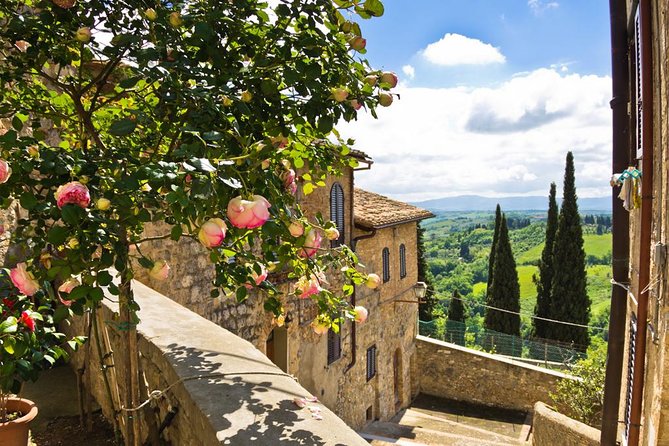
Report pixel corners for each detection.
[303,182,315,195]
[364,0,385,17]
[317,116,333,133]
[170,225,183,241]
[12,116,23,132]
[61,205,85,226]
[0,317,18,334]
[19,192,38,210]
[109,118,137,136]
[236,286,248,302]
[47,226,69,245]
[190,158,217,172]
[97,271,114,286]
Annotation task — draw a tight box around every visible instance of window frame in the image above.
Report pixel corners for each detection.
[327,328,342,365]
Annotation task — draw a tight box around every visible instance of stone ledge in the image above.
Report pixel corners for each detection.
[66,279,368,445]
[532,402,600,446]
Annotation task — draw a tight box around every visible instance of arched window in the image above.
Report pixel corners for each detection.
[399,244,407,279]
[330,183,345,247]
[382,247,390,283]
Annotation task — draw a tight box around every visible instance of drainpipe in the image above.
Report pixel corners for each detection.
[628,0,654,444]
[346,226,377,374]
[601,0,630,444]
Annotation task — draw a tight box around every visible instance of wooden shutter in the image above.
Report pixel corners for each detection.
[633,7,643,159]
[327,328,341,365]
[366,345,377,380]
[330,183,345,247]
[382,248,390,283]
[399,244,407,279]
[624,313,638,442]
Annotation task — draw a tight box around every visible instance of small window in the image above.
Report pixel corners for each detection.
[327,328,341,365]
[366,345,377,381]
[399,244,407,279]
[382,248,390,283]
[330,183,345,247]
[366,406,374,421]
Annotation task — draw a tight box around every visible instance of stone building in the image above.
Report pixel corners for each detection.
[135,154,434,430]
[604,1,669,445]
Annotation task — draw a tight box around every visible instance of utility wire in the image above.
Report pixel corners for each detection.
[439,293,607,331]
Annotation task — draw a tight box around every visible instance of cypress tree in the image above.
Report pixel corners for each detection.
[447,290,466,346]
[487,204,502,297]
[533,182,558,339]
[448,290,466,322]
[484,215,521,337]
[417,223,437,321]
[548,152,590,349]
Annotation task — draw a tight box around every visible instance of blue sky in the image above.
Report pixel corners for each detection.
[339,0,613,202]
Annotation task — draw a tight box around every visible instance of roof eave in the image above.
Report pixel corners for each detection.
[354,213,435,230]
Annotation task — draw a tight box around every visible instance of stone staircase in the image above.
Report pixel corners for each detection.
[360,397,533,446]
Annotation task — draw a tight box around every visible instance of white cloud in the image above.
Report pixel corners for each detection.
[402,65,415,80]
[528,0,559,15]
[338,68,611,202]
[421,33,506,66]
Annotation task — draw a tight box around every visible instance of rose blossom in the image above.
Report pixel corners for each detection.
[353,306,369,323]
[299,228,322,258]
[295,275,322,299]
[198,218,228,248]
[311,318,329,335]
[288,221,304,237]
[0,160,11,184]
[20,311,35,332]
[149,260,170,281]
[58,277,80,306]
[245,264,268,289]
[380,71,398,88]
[365,273,381,289]
[55,181,90,209]
[227,195,271,229]
[9,263,40,296]
[282,169,297,195]
[324,227,340,241]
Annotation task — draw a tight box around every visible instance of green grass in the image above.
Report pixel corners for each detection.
[516,233,612,265]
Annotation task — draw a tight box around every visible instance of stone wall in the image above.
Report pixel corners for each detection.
[532,402,600,446]
[63,279,369,445]
[416,336,570,412]
[131,166,422,430]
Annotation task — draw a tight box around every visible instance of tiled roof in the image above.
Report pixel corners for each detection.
[354,188,434,229]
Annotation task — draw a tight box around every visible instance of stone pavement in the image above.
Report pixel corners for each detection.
[360,394,532,446]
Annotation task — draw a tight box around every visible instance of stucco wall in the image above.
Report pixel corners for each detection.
[532,402,600,446]
[63,279,369,445]
[416,336,570,412]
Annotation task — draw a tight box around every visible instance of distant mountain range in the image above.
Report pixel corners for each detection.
[413,195,612,212]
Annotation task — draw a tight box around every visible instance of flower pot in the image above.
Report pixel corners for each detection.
[0,398,38,446]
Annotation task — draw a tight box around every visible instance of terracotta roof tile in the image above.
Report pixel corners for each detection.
[354,188,434,229]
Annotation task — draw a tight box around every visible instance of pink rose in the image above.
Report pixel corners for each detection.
[288,221,304,237]
[0,160,11,184]
[324,227,340,241]
[149,260,170,281]
[20,311,35,332]
[9,263,40,296]
[245,264,268,289]
[380,71,398,88]
[282,169,297,195]
[354,306,368,323]
[331,88,349,102]
[227,195,271,229]
[299,228,322,258]
[311,318,329,335]
[58,277,80,306]
[55,181,91,209]
[295,275,322,299]
[349,36,366,51]
[348,99,362,110]
[198,218,227,248]
[365,273,381,289]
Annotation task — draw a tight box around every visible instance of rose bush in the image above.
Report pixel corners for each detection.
[0,0,391,440]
